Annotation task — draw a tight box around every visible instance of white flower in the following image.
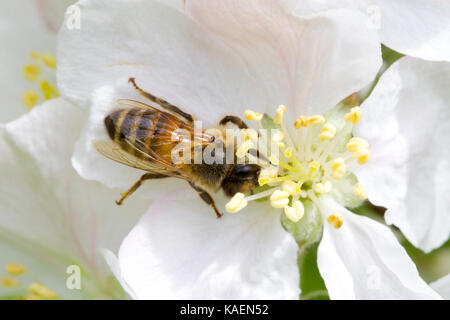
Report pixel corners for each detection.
[0,98,149,299]
[56,0,447,299]
[0,0,74,123]
[293,0,450,62]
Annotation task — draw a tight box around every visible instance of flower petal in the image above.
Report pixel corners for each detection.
[354,57,450,252]
[117,200,299,299]
[317,196,440,299]
[187,0,382,116]
[1,98,148,277]
[57,0,263,125]
[0,1,56,123]
[58,0,381,120]
[430,273,450,299]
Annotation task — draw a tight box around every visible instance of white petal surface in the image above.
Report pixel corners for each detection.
[187,0,382,117]
[118,200,299,299]
[58,0,381,119]
[354,57,450,252]
[1,99,148,277]
[0,1,55,123]
[292,0,450,62]
[317,196,440,299]
[430,273,450,299]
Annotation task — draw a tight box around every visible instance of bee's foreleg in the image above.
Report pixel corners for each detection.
[188,182,223,218]
[128,77,194,123]
[116,173,167,205]
[219,115,248,129]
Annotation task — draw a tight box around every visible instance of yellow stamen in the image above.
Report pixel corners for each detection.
[23,64,41,81]
[327,213,344,229]
[29,283,58,300]
[313,181,332,194]
[283,147,293,158]
[284,200,305,223]
[281,180,299,195]
[331,158,346,179]
[244,109,263,121]
[344,106,362,124]
[354,183,368,199]
[270,190,290,208]
[40,80,59,100]
[318,123,336,141]
[346,137,369,153]
[23,91,40,109]
[236,140,254,158]
[277,141,286,149]
[30,52,57,69]
[240,128,258,143]
[307,160,320,179]
[2,276,19,288]
[294,116,308,128]
[271,130,285,143]
[357,152,371,165]
[274,105,287,124]
[7,263,26,276]
[307,115,325,126]
[226,193,248,213]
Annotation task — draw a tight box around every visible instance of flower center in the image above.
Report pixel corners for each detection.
[226,104,371,229]
[22,52,59,110]
[1,263,59,300]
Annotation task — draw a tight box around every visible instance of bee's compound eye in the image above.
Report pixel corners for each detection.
[232,164,261,180]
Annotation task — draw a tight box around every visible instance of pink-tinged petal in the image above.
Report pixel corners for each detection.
[187,0,382,116]
[354,57,450,252]
[317,196,440,299]
[118,200,299,299]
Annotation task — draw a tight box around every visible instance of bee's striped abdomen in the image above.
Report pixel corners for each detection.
[104,107,185,163]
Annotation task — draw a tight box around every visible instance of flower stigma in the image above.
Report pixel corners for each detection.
[226,104,371,229]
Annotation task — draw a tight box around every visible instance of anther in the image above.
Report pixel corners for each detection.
[270,190,290,208]
[344,106,362,124]
[244,109,263,121]
[294,116,308,128]
[318,123,336,141]
[7,263,26,276]
[236,140,254,158]
[226,193,248,213]
[331,158,346,179]
[29,283,58,300]
[2,276,19,288]
[346,137,369,153]
[284,200,305,223]
[240,128,258,143]
[23,91,39,109]
[307,115,325,126]
[23,64,41,81]
[283,147,293,158]
[354,183,368,199]
[274,105,287,124]
[281,180,298,196]
[313,181,332,194]
[327,213,344,229]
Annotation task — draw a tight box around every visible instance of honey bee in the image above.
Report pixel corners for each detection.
[94,78,261,217]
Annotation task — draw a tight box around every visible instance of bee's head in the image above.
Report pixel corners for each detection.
[222,164,261,197]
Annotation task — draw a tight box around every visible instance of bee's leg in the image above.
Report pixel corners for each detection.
[188,181,223,218]
[219,115,249,129]
[128,78,194,123]
[116,173,167,205]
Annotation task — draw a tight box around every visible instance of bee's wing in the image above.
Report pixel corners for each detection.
[93,140,189,180]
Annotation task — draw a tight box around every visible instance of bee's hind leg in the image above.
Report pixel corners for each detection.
[128,78,194,123]
[116,173,167,205]
[188,182,223,218]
